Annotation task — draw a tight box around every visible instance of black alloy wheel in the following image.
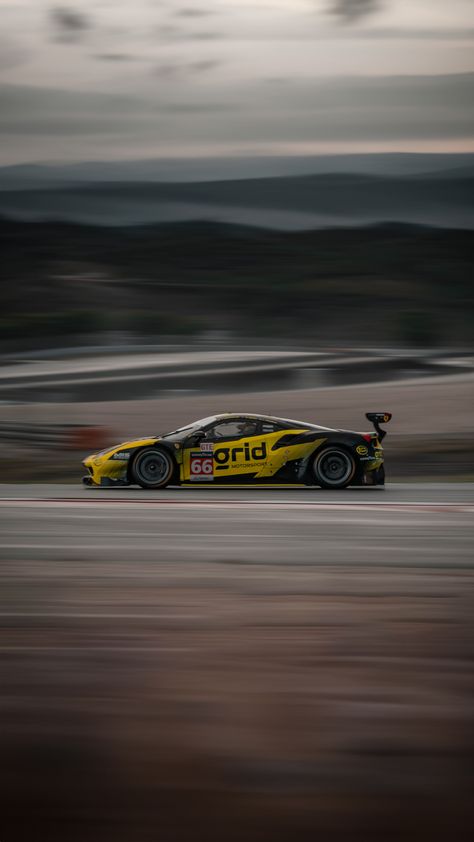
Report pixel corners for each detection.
[131,448,174,489]
[313,447,355,489]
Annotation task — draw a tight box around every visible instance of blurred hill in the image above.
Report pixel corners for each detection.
[2,153,474,190]
[1,218,472,346]
[0,171,473,230]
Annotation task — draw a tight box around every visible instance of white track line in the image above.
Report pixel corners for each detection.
[0,498,472,514]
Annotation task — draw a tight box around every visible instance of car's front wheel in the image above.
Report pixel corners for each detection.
[131,448,175,489]
[312,447,355,489]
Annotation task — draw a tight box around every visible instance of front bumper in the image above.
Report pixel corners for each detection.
[82,456,130,487]
[82,474,130,487]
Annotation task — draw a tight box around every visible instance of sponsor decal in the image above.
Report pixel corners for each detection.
[112,451,130,460]
[214,442,267,471]
[189,452,214,481]
[356,445,368,456]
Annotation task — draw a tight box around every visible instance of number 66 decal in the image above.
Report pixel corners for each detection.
[190,453,214,480]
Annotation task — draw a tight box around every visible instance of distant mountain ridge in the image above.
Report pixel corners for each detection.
[0,168,472,230]
[1,153,474,190]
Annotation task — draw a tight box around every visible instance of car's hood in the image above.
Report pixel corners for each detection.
[85,436,160,465]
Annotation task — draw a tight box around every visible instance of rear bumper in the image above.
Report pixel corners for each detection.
[357,464,385,486]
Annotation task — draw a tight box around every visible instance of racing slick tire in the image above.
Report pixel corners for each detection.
[312,446,356,490]
[131,447,175,489]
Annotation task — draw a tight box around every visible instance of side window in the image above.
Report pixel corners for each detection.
[261,421,285,434]
[207,419,259,440]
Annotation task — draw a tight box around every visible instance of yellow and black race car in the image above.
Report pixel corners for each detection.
[82,411,391,490]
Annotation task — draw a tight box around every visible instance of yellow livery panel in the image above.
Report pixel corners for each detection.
[182,430,327,482]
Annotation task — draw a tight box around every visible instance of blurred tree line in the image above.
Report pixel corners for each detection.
[0,218,472,346]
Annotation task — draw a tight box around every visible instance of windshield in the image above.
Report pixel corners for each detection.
[159,416,218,439]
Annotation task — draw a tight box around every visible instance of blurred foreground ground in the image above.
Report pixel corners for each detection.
[1,485,473,841]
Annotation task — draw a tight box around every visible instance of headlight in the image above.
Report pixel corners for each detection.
[94,446,118,465]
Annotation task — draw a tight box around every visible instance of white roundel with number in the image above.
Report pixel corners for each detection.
[190,452,214,480]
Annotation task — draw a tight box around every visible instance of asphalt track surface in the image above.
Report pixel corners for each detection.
[1,482,473,567]
[2,480,473,503]
[2,483,474,841]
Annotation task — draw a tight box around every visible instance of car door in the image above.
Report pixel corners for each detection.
[182,417,268,483]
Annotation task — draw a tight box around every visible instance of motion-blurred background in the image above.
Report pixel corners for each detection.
[1,2,473,840]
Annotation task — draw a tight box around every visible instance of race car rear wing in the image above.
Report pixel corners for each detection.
[366,412,392,441]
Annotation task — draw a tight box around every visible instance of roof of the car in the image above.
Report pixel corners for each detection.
[160,413,334,439]
[212,413,330,431]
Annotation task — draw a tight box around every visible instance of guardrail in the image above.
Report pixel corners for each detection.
[0,423,111,451]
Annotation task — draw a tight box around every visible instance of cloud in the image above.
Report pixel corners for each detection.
[354,27,474,40]
[154,58,221,78]
[189,59,220,72]
[153,63,183,79]
[175,7,213,18]
[185,31,222,41]
[0,73,472,154]
[0,84,146,135]
[329,1,383,22]
[50,6,91,42]
[156,24,183,39]
[157,102,231,114]
[94,53,138,62]
[0,39,30,71]
[155,24,222,42]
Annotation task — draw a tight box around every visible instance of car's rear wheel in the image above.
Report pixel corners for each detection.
[313,447,355,489]
[131,448,174,489]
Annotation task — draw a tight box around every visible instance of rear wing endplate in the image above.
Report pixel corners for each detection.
[366,412,392,441]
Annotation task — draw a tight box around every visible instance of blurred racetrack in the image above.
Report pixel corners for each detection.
[1,482,473,841]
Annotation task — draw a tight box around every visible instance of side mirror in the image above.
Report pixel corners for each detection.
[184,429,206,447]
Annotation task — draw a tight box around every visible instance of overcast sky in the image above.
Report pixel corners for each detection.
[0,0,473,164]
